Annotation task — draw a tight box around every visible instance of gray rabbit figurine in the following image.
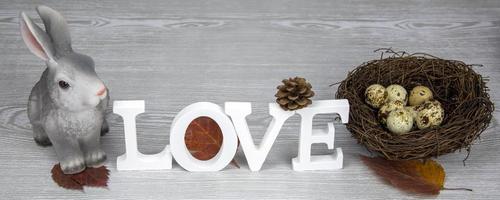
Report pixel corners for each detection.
[20,5,109,174]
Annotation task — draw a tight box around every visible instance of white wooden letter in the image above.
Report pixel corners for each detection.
[292,99,349,171]
[170,102,238,171]
[113,100,173,171]
[225,102,295,171]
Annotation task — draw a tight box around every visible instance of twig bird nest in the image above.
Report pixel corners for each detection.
[335,49,494,160]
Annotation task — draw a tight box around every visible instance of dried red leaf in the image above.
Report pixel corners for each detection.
[80,166,110,187]
[185,117,239,167]
[51,164,83,190]
[51,164,109,190]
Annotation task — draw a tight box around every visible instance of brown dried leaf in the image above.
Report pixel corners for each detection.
[51,164,83,190]
[185,117,239,167]
[73,166,110,187]
[51,164,109,190]
[401,159,444,189]
[360,155,445,195]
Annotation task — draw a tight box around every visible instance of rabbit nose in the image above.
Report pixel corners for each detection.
[96,86,106,97]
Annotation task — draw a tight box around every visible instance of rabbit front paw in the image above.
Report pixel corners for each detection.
[60,157,86,174]
[85,150,107,168]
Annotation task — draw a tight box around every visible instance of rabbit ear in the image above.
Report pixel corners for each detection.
[19,12,56,61]
[36,5,73,55]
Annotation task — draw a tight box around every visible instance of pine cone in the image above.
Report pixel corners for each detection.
[275,77,315,111]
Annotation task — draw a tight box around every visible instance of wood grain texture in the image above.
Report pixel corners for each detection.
[1,0,499,199]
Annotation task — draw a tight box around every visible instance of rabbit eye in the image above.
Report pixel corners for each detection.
[58,80,70,89]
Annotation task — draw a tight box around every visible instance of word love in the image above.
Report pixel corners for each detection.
[113,99,349,172]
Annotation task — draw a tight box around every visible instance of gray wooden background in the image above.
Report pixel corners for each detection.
[1,0,499,199]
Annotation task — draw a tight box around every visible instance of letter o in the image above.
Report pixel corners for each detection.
[170,102,238,171]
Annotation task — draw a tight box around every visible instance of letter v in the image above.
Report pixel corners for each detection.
[225,102,295,171]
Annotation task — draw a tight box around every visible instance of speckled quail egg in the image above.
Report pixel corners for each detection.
[404,106,419,119]
[415,100,444,130]
[386,84,408,104]
[386,108,414,134]
[365,84,387,109]
[378,100,405,125]
[409,86,433,106]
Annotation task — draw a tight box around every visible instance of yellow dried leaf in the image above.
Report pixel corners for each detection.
[360,155,445,195]
[402,159,445,189]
